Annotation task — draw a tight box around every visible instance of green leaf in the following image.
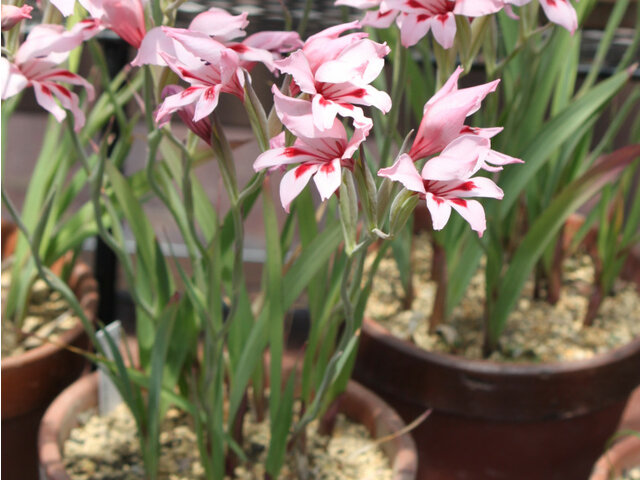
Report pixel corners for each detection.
[489,145,640,342]
[499,68,633,214]
[265,371,296,477]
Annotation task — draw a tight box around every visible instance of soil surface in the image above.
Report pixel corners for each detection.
[1,267,78,357]
[365,232,640,362]
[63,403,392,480]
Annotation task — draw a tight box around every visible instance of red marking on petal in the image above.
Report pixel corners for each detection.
[437,13,449,24]
[349,88,367,98]
[457,181,476,191]
[320,162,335,173]
[231,44,249,53]
[53,84,71,98]
[451,198,467,207]
[54,71,76,78]
[460,125,477,134]
[181,86,199,97]
[284,147,305,157]
[417,14,429,22]
[295,163,314,178]
[406,0,422,8]
[41,85,52,96]
[205,87,217,100]
[319,96,330,106]
[432,196,444,205]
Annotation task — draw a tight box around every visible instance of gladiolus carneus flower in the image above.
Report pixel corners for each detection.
[254,86,372,212]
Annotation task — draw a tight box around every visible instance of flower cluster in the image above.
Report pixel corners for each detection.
[337,0,578,47]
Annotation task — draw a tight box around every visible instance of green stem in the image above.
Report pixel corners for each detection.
[380,38,408,167]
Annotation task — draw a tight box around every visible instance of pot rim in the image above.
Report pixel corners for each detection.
[363,316,640,376]
[39,372,418,480]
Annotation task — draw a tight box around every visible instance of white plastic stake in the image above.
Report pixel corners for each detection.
[95,320,123,415]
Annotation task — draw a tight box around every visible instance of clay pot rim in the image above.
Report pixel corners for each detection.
[363,317,640,376]
[39,372,418,480]
[1,320,88,370]
[1,221,98,374]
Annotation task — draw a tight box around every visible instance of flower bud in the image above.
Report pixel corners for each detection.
[389,189,419,236]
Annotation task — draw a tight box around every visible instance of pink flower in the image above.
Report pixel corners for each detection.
[379,135,505,236]
[274,21,391,130]
[254,86,372,212]
[408,66,516,165]
[152,28,244,125]
[340,0,504,48]
[133,8,302,72]
[80,0,146,47]
[1,4,32,31]
[156,85,212,146]
[504,0,577,34]
[1,23,98,130]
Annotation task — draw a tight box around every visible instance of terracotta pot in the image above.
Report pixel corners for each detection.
[1,222,98,480]
[39,372,418,480]
[353,212,640,480]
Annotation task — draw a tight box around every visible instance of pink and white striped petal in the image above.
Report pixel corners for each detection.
[275,50,317,95]
[193,85,223,122]
[421,135,489,181]
[280,163,319,212]
[539,0,577,34]
[427,12,457,49]
[397,13,433,48]
[313,158,343,201]
[449,198,486,236]
[378,153,427,195]
[188,7,248,41]
[426,193,453,231]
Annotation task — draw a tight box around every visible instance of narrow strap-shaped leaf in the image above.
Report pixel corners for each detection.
[489,145,640,343]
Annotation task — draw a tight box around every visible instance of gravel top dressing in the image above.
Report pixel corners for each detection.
[1,267,78,357]
[365,232,640,362]
[63,403,392,480]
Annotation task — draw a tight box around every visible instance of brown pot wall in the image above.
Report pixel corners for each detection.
[1,223,98,480]
[354,213,640,479]
[39,372,418,480]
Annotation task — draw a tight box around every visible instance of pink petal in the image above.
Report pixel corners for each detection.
[449,198,486,236]
[131,27,177,66]
[102,0,146,48]
[188,7,248,41]
[377,153,426,194]
[453,176,503,199]
[0,58,28,99]
[155,86,205,124]
[274,50,317,95]
[421,135,489,181]
[397,13,432,48]
[312,95,342,130]
[315,38,389,85]
[362,9,398,28]
[242,31,303,53]
[343,120,373,159]
[426,193,452,231]
[280,163,319,212]
[539,0,577,34]
[1,4,33,31]
[50,0,76,16]
[38,69,95,101]
[193,85,222,121]
[32,82,67,123]
[453,0,504,16]
[312,158,342,201]
[428,12,457,49]
[254,146,319,171]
